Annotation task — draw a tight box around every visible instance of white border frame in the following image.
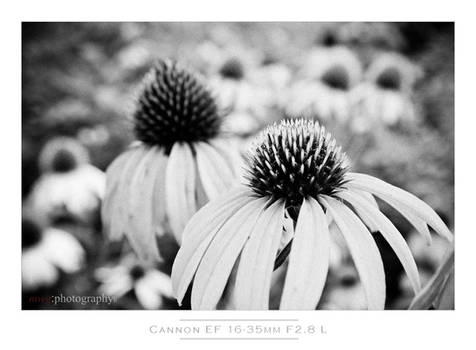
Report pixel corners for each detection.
[3,1,475,348]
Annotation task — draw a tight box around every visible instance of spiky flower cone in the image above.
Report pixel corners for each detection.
[134,60,222,152]
[246,119,349,207]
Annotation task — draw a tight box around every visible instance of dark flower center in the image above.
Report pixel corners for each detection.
[219,58,244,80]
[321,31,338,47]
[376,67,402,90]
[321,65,350,90]
[50,148,79,172]
[340,274,358,287]
[22,219,43,249]
[133,60,222,152]
[245,119,349,207]
[129,265,146,281]
[261,54,278,66]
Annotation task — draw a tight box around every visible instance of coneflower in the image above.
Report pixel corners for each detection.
[171,119,453,310]
[28,137,105,225]
[285,46,362,122]
[102,59,239,261]
[304,46,362,88]
[22,218,85,291]
[219,57,245,81]
[351,53,422,128]
[367,53,421,93]
[210,57,273,130]
[95,253,173,310]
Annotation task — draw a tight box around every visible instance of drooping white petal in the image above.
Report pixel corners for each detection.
[150,150,169,237]
[356,190,379,209]
[280,197,330,310]
[322,196,386,310]
[171,188,253,303]
[234,200,285,310]
[125,146,162,261]
[109,147,147,241]
[165,143,197,243]
[326,209,349,268]
[194,162,209,209]
[279,210,294,252]
[339,190,421,294]
[101,149,133,230]
[191,198,268,310]
[194,141,235,200]
[377,193,432,245]
[345,172,452,241]
[350,190,379,232]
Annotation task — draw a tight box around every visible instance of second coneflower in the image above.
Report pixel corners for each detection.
[351,52,422,130]
[171,119,453,310]
[285,46,362,122]
[102,59,239,261]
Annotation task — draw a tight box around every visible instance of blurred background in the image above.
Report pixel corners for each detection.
[22,22,454,310]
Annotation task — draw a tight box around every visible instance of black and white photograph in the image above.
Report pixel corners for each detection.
[21,21,454,311]
[5,1,476,347]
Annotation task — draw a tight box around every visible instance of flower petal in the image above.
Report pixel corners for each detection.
[150,150,169,237]
[194,141,235,200]
[209,138,245,177]
[22,249,59,291]
[409,246,454,310]
[357,190,379,209]
[101,148,133,231]
[194,160,209,209]
[339,190,421,294]
[99,274,133,298]
[165,143,197,243]
[378,193,432,245]
[322,196,386,310]
[125,146,162,261]
[108,147,146,241]
[191,198,268,310]
[346,172,452,241]
[171,188,253,303]
[234,200,285,310]
[280,210,294,251]
[42,228,85,273]
[350,190,380,232]
[280,197,330,310]
[144,270,174,299]
[135,279,162,310]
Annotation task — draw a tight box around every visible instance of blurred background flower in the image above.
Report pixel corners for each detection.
[22,217,85,293]
[26,137,105,227]
[95,253,174,310]
[284,45,362,123]
[22,22,453,309]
